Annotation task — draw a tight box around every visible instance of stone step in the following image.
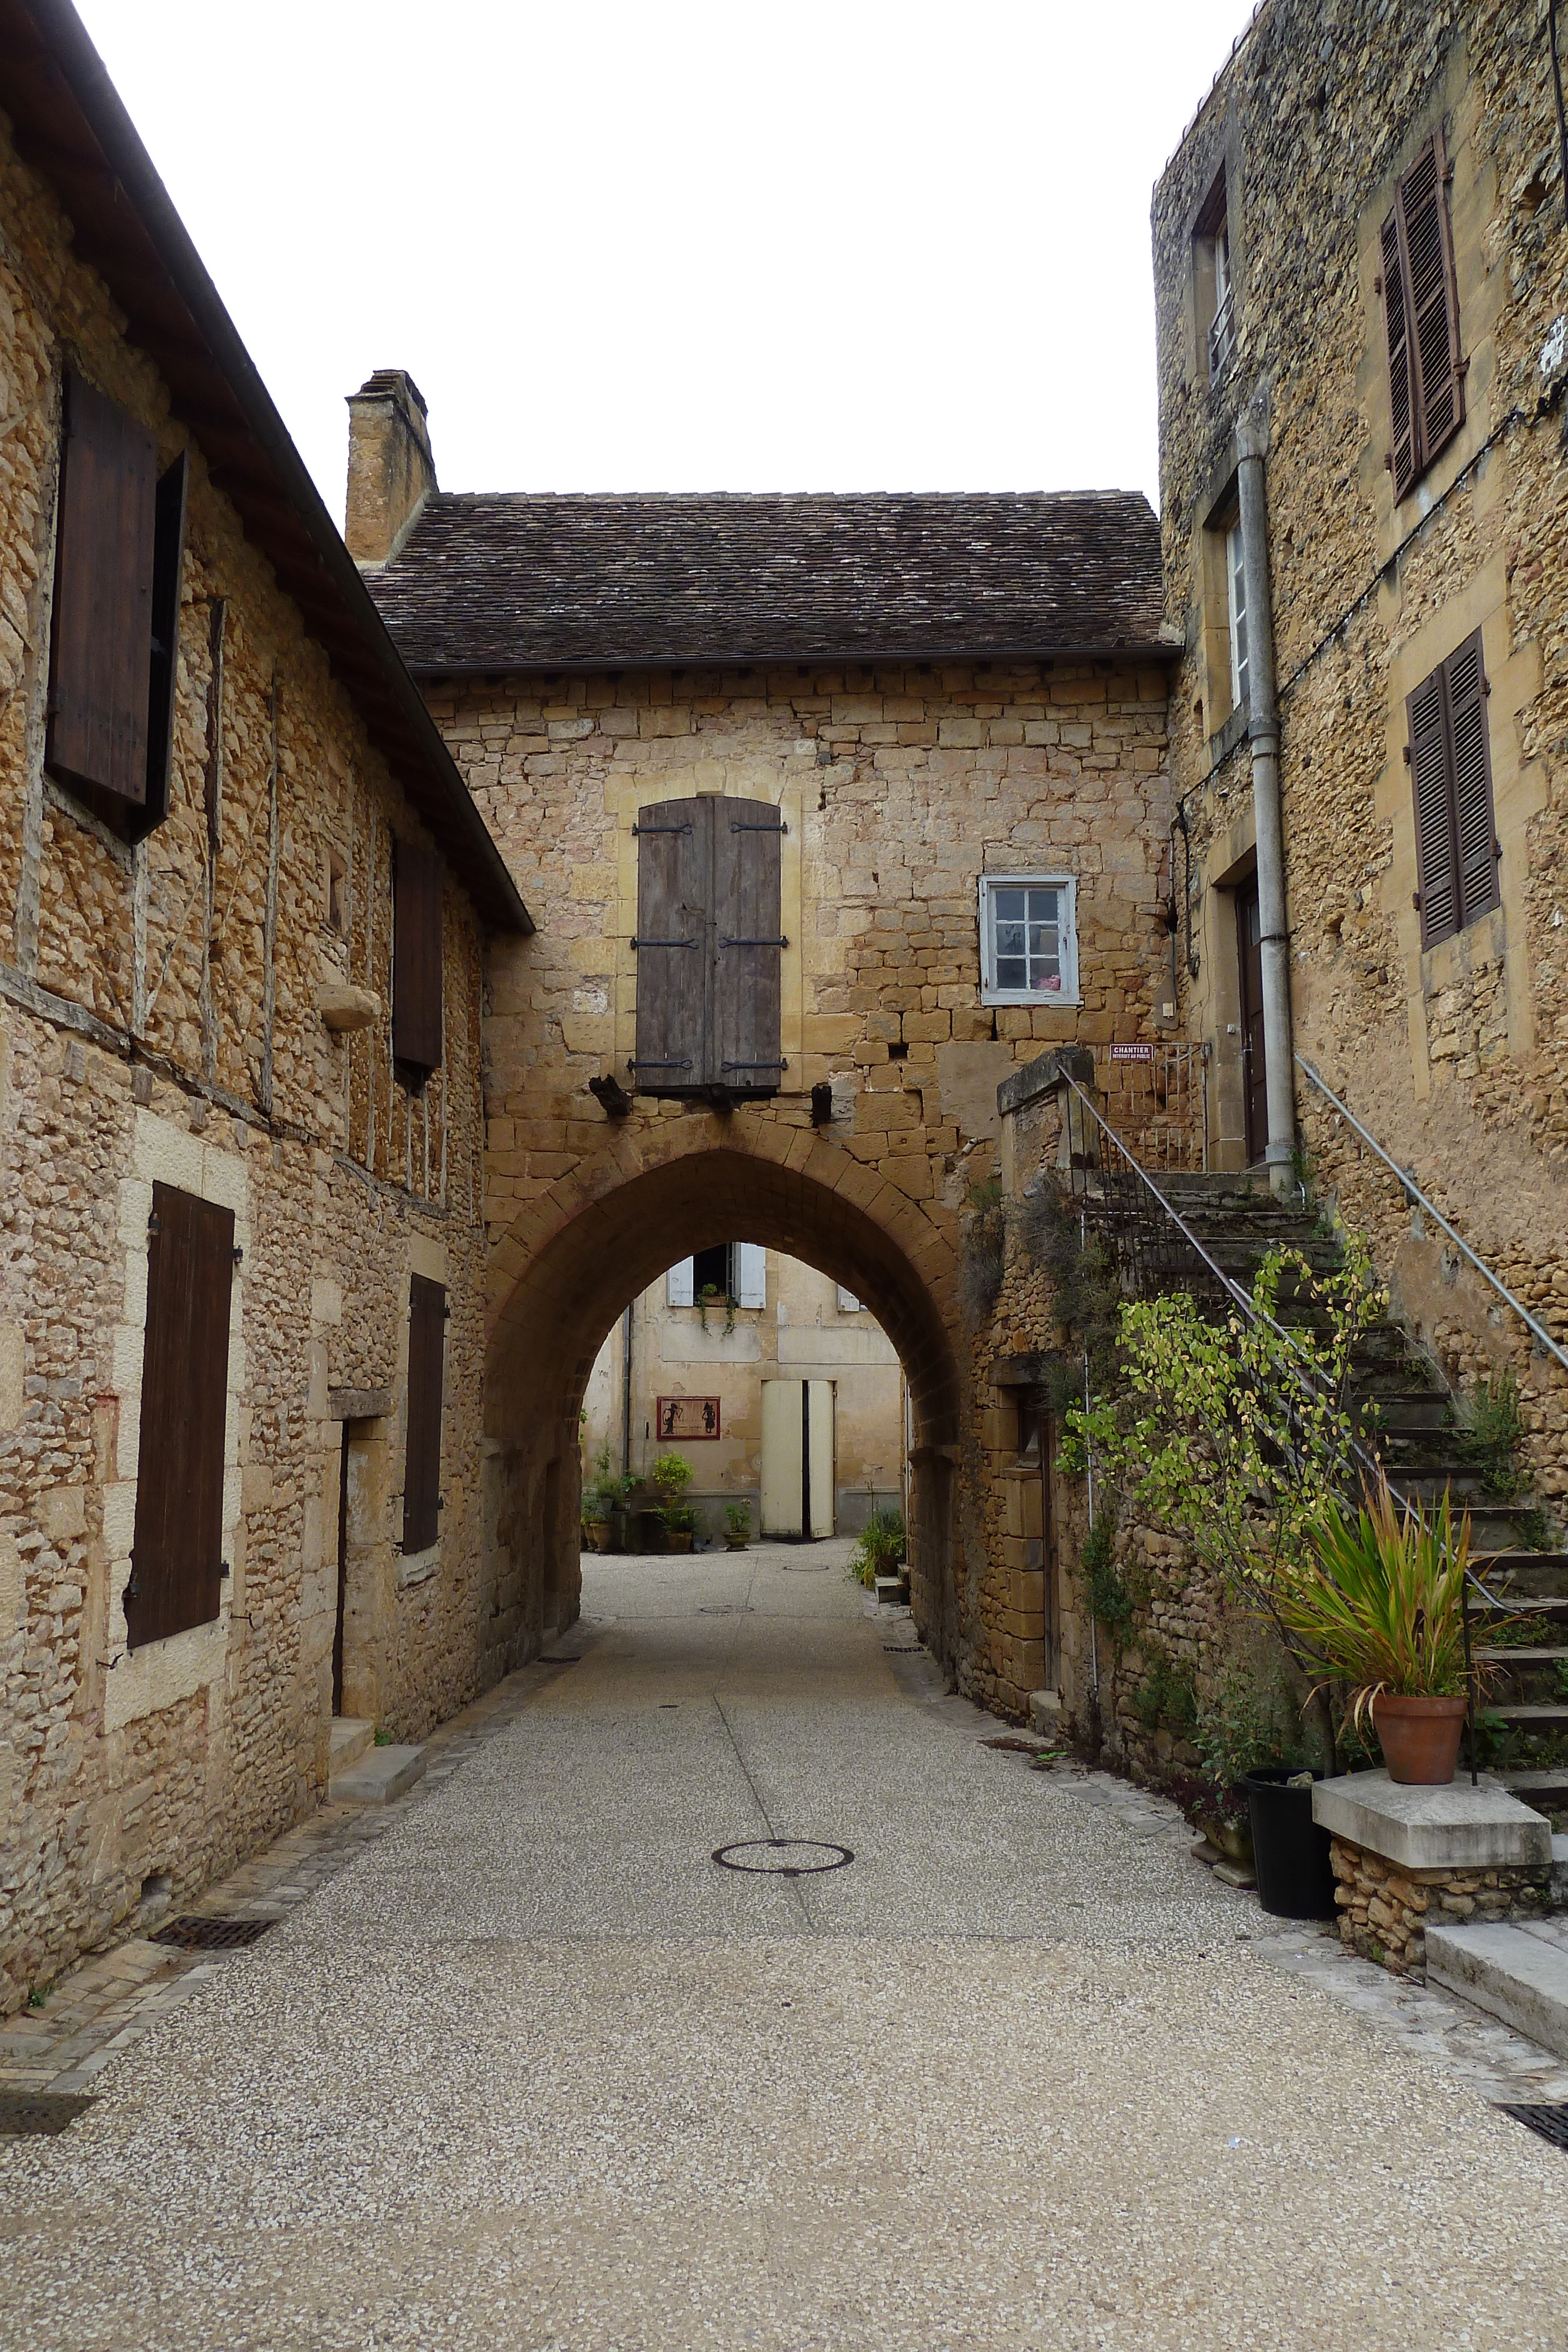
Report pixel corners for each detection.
[1361,1390,1454,1431]
[328,1717,375,1773]
[329,1742,426,1806]
[1471,1555,1568,1598]
[1500,1770,1568,1812]
[874,1575,911,1607]
[1426,1917,1568,2060]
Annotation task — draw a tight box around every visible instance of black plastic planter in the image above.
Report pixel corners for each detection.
[1242,1767,1338,1921]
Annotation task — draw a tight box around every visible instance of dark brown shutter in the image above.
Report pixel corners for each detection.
[1380,209,1417,501]
[1408,667,1456,948]
[711,795,784,1095]
[1382,137,1463,499]
[393,839,444,1071]
[139,452,189,837]
[632,796,708,1095]
[1408,631,1496,952]
[48,372,158,811]
[1445,632,1497,928]
[127,1183,234,1649]
[402,1275,446,1553]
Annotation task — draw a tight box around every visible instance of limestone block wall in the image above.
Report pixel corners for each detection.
[423,657,1172,1716]
[1153,0,1568,1505]
[0,119,494,2012]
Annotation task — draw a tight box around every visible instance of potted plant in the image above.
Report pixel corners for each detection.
[663,1501,698,1553]
[581,1444,619,1553]
[850,1504,905,1590]
[724,1500,751,1552]
[1275,1474,1486,1788]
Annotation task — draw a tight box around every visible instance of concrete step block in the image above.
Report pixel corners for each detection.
[328,1717,375,1773]
[1426,1920,1568,2060]
[329,1743,426,1806]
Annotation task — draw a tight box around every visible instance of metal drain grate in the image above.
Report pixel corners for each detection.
[882,1644,921,1653]
[149,1915,276,1951]
[1499,2103,1568,2150]
[539,1655,580,1665]
[0,2090,96,2137]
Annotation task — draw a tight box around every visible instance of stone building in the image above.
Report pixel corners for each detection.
[0,2,529,2011]
[1153,0,1568,1496]
[350,374,1176,1717]
[579,1245,905,1542]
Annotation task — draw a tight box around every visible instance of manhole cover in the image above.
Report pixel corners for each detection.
[149,1915,276,1950]
[1499,2102,1568,2150]
[713,1839,854,1879]
[0,2090,95,2137]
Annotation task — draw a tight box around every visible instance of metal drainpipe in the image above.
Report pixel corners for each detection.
[620,1298,634,1480]
[1236,413,1295,1199]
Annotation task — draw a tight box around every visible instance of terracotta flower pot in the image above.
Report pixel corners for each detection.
[1372,1692,1468,1786]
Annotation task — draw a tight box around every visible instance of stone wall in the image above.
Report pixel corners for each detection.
[1152,0,1568,1505]
[1330,1838,1554,1977]
[0,115,497,2012]
[423,657,1172,1720]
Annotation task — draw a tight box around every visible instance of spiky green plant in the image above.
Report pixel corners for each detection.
[1273,1473,1493,1733]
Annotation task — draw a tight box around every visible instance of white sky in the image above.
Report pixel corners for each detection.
[73,0,1256,520]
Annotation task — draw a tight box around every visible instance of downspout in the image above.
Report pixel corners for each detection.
[1236,412,1295,1198]
[620,1299,634,1481]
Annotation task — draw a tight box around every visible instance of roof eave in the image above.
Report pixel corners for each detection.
[0,0,532,937]
[406,640,1180,679]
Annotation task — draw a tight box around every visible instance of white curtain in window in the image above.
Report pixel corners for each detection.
[735,1244,767,1309]
[666,1258,695,1307]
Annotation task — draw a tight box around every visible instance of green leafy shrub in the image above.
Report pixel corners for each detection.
[851,1505,906,1588]
[958,1180,1007,1325]
[650,1451,694,1498]
[724,1501,752,1538]
[1081,1511,1138,1643]
[1132,1641,1199,1738]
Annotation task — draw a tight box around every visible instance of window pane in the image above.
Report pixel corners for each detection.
[995,957,1027,988]
[994,918,1026,958]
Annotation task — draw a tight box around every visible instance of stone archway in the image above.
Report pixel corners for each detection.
[479,1117,964,1676]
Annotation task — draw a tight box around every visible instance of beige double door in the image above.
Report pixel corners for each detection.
[760,1378,835,1539]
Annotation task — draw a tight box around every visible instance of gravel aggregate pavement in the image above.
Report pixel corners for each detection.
[3,1541,1567,2349]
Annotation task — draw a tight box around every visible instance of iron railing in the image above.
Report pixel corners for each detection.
[1296,1055,1568,1379]
[1098,1039,1209,1174]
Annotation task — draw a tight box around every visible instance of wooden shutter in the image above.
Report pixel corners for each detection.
[735,1244,767,1309]
[710,795,784,1096]
[48,372,158,814]
[1382,136,1463,499]
[1408,631,1496,951]
[393,839,444,1071]
[666,1258,695,1307]
[1446,633,1497,929]
[632,797,708,1095]
[127,1182,233,1649]
[140,453,189,838]
[402,1274,446,1553]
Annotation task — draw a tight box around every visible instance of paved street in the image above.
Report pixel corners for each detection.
[4,1542,1567,2348]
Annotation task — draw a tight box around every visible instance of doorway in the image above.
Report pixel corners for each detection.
[1235,877,1267,1167]
[760,1378,835,1538]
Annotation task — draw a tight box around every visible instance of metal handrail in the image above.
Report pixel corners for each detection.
[1297,1055,1568,1379]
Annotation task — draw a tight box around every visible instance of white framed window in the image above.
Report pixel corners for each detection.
[978,874,1078,1007]
[1226,520,1249,713]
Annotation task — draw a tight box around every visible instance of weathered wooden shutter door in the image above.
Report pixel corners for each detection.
[710,796,784,1094]
[1407,668,1457,950]
[128,1183,233,1649]
[1380,208,1417,499]
[393,840,444,1070]
[141,452,189,835]
[735,1244,767,1309]
[1401,136,1464,470]
[633,797,707,1094]
[48,372,158,806]
[666,1258,696,1307]
[1445,632,1497,928]
[402,1275,446,1553]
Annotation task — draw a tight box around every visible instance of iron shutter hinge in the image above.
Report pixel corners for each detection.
[720,936,789,948]
[631,821,693,836]
[721,1060,788,1073]
[627,1058,693,1070]
[630,937,698,949]
[728,817,787,833]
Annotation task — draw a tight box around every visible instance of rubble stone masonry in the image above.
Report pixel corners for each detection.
[0,113,497,2012]
[1155,0,1568,1496]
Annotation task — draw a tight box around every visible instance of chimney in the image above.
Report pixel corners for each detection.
[344,370,436,566]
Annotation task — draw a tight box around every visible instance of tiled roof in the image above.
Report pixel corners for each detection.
[365,492,1171,673]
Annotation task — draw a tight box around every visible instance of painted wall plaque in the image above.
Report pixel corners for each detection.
[656,1394,721,1441]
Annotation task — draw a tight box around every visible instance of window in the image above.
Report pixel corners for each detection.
[1193,169,1235,379]
[393,838,443,1072]
[1380,134,1464,500]
[667,1244,767,1310]
[979,876,1078,1005]
[48,372,188,841]
[633,795,784,1097]
[402,1275,446,1553]
[125,1182,234,1649]
[1225,519,1249,713]
[1407,632,1497,950]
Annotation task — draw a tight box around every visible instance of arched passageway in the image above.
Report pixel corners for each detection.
[480,1123,964,1672]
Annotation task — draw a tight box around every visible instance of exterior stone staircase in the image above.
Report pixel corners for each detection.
[327,1716,427,1805]
[1108,1171,1568,1820]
